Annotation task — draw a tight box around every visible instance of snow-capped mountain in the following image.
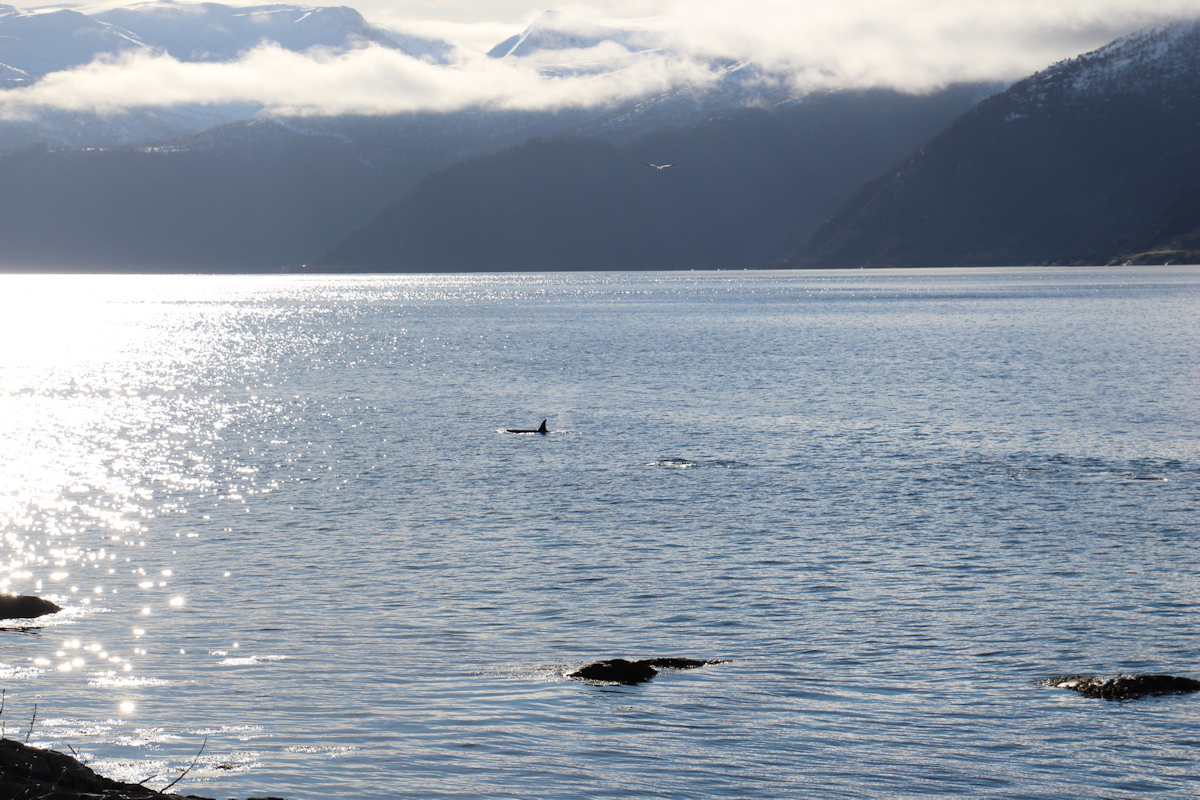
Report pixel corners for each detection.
[0,3,813,151]
[0,5,147,86]
[483,10,831,139]
[1008,18,1200,103]
[93,2,451,63]
[0,1,452,149]
[0,1,447,79]
[788,19,1200,267]
[0,3,1002,273]
[487,10,659,62]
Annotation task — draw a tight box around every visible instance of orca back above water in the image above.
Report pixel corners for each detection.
[505,419,549,434]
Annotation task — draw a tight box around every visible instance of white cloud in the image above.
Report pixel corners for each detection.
[0,42,719,119]
[638,0,1200,90]
[3,0,1200,117]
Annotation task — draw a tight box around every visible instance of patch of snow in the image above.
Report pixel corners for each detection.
[488,9,663,69]
[1009,18,1200,105]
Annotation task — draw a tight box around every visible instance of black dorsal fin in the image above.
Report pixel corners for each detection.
[538,419,548,433]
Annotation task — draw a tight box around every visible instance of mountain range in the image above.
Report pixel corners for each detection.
[316,87,991,271]
[0,1,445,82]
[0,2,450,150]
[0,6,1196,272]
[316,18,1200,271]
[0,2,994,271]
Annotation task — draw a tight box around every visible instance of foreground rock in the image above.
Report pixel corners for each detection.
[0,737,284,800]
[1041,674,1200,701]
[568,658,726,685]
[0,594,61,620]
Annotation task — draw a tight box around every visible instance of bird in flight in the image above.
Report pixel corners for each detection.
[643,162,673,170]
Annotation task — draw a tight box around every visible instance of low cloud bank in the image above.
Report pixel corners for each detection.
[2,0,1199,119]
[647,0,1200,88]
[0,43,718,119]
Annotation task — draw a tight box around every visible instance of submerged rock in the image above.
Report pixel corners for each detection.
[0,594,61,620]
[0,736,286,799]
[1041,674,1200,701]
[568,657,725,685]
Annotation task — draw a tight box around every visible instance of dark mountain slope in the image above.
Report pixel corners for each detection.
[316,86,992,272]
[0,124,395,271]
[0,108,601,271]
[788,21,1200,268]
[0,82,988,272]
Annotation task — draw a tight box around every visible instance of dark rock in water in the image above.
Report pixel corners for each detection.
[0,594,61,620]
[0,736,286,799]
[568,657,726,685]
[1041,674,1200,701]
[570,658,659,684]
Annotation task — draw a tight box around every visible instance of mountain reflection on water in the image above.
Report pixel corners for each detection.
[0,268,1196,799]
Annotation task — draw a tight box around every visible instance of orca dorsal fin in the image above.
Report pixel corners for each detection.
[538,419,548,434]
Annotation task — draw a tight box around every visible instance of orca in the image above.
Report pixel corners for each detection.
[505,419,548,435]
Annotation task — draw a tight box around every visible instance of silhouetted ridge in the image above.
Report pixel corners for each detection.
[316,87,991,272]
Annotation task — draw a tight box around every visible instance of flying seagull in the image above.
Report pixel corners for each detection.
[643,162,673,170]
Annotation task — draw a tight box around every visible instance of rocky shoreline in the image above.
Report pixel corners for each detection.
[0,737,284,800]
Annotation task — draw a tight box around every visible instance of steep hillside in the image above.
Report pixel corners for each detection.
[316,87,990,271]
[787,20,1200,268]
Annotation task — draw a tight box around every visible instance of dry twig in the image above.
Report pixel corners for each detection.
[162,736,207,792]
[24,703,36,743]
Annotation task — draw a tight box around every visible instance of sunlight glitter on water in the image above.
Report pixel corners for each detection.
[0,277,283,773]
[0,269,1196,800]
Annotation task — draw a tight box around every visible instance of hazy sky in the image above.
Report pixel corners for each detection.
[6,0,1200,117]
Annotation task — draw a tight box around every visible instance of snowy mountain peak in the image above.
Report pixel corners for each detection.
[1010,17,1200,105]
[0,1,452,81]
[0,1,453,148]
[93,2,449,62]
[487,9,656,59]
[0,6,150,81]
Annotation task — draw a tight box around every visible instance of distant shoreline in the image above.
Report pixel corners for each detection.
[0,262,1196,276]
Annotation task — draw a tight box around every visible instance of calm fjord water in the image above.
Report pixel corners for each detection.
[0,268,1196,799]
